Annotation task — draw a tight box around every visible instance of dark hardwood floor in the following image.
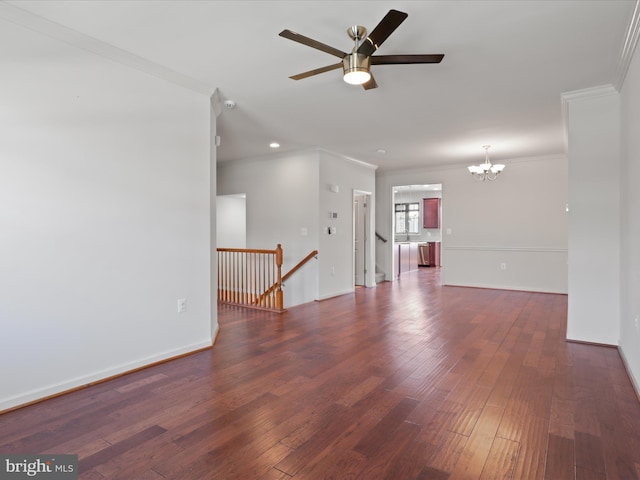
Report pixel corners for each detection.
[2,268,640,479]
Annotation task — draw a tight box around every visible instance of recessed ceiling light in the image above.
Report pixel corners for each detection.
[377,149,387,154]
[269,142,280,148]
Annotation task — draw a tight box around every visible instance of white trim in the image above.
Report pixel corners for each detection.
[561,84,619,104]
[618,345,640,401]
[442,281,567,295]
[218,146,378,171]
[316,148,379,171]
[317,288,355,301]
[0,340,212,412]
[615,0,640,90]
[377,154,566,178]
[444,245,567,253]
[561,85,619,156]
[0,2,213,96]
[211,89,223,118]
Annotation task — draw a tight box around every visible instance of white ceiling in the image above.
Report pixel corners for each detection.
[3,0,637,171]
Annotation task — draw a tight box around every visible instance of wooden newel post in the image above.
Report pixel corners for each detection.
[275,244,284,310]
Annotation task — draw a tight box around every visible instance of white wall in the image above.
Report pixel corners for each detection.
[318,150,376,299]
[217,195,246,248]
[620,43,640,393]
[217,148,377,306]
[377,155,568,293]
[564,86,621,345]
[217,151,320,306]
[0,20,213,411]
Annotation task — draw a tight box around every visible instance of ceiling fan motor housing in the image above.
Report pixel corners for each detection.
[347,25,367,41]
[342,53,371,81]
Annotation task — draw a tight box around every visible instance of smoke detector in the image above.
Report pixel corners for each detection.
[224,100,236,109]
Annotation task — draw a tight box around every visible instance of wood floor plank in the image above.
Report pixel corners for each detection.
[2,268,640,480]
[292,415,378,479]
[354,421,421,479]
[576,465,607,480]
[575,431,606,475]
[381,437,438,480]
[79,425,167,473]
[274,404,356,476]
[502,413,549,480]
[544,434,574,480]
[336,375,386,407]
[353,396,420,458]
[479,436,520,480]
[448,403,505,479]
[426,430,468,473]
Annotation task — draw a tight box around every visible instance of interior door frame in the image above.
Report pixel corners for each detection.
[353,189,373,287]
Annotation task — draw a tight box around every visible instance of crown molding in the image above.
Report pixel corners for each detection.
[615,0,640,90]
[561,84,619,104]
[316,147,379,171]
[560,84,619,154]
[0,2,213,96]
[376,153,566,179]
[217,146,378,171]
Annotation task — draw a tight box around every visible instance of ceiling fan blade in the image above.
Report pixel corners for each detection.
[362,74,378,90]
[357,9,408,57]
[289,62,343,80]
[279,29,347,59]
[371,54,445,65]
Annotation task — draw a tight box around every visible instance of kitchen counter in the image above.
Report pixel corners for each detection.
[394,242,420,276]
[395,241,441,275]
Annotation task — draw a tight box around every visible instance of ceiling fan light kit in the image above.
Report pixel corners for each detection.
[343,53,371,85]
[279,9,444,90]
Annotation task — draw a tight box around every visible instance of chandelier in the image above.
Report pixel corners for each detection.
[467,145,505,181]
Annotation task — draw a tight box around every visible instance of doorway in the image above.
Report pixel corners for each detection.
[391,184,442,278]
[353,190,371,287]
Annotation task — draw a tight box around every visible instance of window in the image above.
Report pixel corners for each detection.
[395,202,420,235]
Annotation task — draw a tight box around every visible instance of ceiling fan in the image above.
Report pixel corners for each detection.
[279,9,444,90]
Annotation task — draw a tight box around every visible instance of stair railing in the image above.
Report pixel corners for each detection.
[217,244,283,312]
[217,244,318,313]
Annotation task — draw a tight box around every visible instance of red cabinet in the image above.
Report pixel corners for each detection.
[423,198,440,229]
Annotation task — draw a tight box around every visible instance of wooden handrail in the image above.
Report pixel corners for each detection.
[283,250,318,283]
[255,249,318,305]
[217,247,280,254]
[375,231,388,243]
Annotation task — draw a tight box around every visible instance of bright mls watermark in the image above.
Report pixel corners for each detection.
[1,455,77,479]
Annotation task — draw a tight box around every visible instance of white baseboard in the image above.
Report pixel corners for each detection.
[0,339,212,412]
[317,288,355,301]
[442,281,568,295]
[618,345,640,402]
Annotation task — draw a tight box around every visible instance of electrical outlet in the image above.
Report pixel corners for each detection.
[177,298,187,313]
[500,263,507,270]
